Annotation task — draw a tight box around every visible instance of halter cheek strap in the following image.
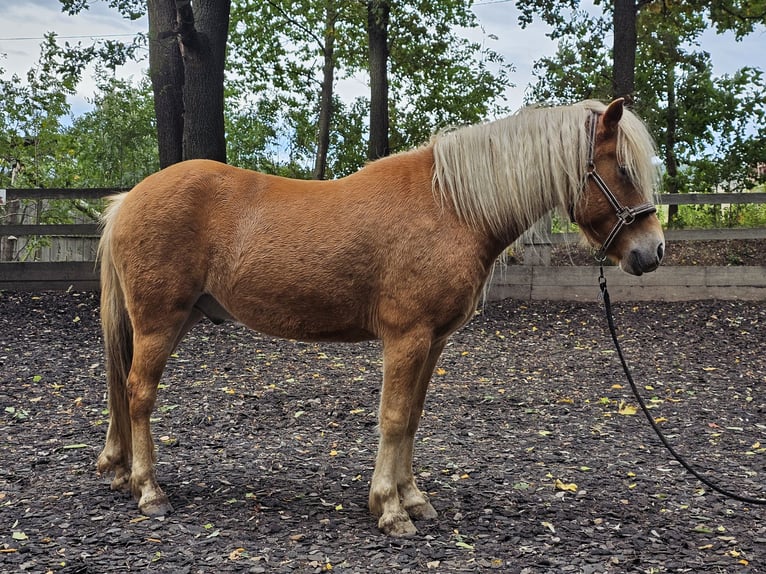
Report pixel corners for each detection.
[575,111,657,261]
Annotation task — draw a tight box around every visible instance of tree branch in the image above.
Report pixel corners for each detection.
[265,0,325,50]
[717,3,766,22]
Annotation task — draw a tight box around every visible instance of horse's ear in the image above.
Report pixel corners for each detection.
[603,98,625,134]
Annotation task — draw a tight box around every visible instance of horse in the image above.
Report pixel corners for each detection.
[96,98,664,537]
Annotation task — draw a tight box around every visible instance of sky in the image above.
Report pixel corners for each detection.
[1,0,765,119]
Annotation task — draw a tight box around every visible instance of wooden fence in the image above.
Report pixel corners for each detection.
[1,187,765,300]
[0,188,118,290]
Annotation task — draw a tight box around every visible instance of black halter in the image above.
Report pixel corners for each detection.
[574,111,657,261]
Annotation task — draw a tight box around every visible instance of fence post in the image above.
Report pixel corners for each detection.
[0,195,20,262]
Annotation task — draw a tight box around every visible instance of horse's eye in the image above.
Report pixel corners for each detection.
[619,166,630,179]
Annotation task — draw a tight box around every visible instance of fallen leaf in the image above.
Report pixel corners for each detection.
[229,548,246,560]
[618,401,637,415]
[129,516,150,524]
[554,479,578,492]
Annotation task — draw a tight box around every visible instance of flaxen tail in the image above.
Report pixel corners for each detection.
[96,194,133,473]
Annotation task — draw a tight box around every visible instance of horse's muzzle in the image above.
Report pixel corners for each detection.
[621,241,664,276]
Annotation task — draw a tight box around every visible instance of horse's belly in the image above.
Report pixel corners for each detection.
[242,313,376,343]
[210,288,376,343]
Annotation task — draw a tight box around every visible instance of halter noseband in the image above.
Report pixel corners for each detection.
[575,111,657,261]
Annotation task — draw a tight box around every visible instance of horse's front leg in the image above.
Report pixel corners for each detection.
[398,341,445,521]
[369,333,441,537]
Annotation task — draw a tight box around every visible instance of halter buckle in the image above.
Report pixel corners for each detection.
[617,206,637,225]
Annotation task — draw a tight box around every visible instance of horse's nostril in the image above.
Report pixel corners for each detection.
[657,243,665,262]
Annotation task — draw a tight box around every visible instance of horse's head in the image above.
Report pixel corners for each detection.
[571,99,665,276]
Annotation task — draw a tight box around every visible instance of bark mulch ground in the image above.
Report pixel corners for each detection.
[1,290,765,573]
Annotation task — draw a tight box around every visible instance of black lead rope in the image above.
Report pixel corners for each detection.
[598,265,766,506]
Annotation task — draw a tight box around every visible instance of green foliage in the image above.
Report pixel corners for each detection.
[226,0,510,177]
[527,9,612,104]
[66,73,158,187]
[1,30,149,188]
[1,34,80,188]
[59,0,146,21]
[671,203,766,229]
[385,1,510,149]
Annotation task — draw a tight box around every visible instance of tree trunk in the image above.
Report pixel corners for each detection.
[664,53,679,225]
[367,0,390,161]
[147,0,230,167]
[147,0,184,168]
[177,0,230,163]
[313,5,337,180]
[612,0,637,102]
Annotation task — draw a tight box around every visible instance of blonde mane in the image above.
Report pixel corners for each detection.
[431,100,658,241]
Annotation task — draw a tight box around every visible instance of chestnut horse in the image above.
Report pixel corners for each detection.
[96,99,664,536]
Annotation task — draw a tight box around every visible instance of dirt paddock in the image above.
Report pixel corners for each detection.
[1,290,764,573]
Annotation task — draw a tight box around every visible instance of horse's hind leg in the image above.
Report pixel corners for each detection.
[123,331,173,515]
[98,309,201,491]
[369,332,440,537]
[97,387,132,493]
[127,309,200,516]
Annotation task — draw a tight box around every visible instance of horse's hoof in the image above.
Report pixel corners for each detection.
[378,512,417,537]
[139,495,173,517]
[110,473,132,493]
[406,501,437,521]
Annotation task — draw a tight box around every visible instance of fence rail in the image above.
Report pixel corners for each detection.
[1,188,765,298]
[2,188,125,201]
